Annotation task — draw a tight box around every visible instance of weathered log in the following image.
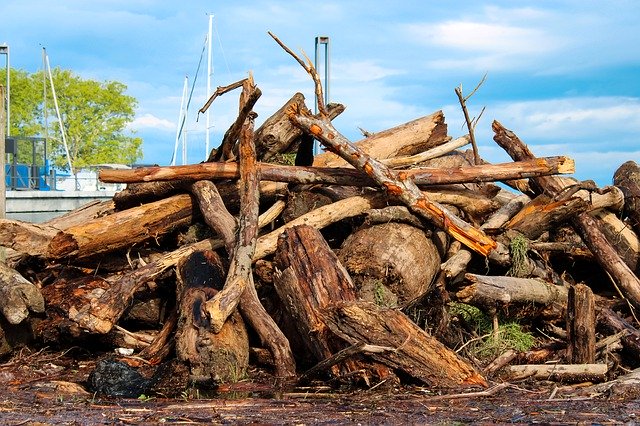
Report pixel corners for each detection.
[313,111,448,167]
[0,220,59,256]
[189,180,237,254]
[338,223,440,307]
[273,225,361,377]
[614,160,640,234]
[566,284,595,364]
[505,194,588,240]
[382,135,469,169]
[576,366,640,398]
[175,250,249,383]
[253,92,345,161]
[456,273,568,309]
[324,301,487,387]
[99,156,574,188]
[204,83,260,333]
[502,363,607,382]
[0,262,45,324]
[47,194,196,259]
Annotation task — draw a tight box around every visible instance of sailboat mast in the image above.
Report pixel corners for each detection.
[205,13,213,157]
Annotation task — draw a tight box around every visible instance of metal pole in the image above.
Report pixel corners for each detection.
[205,13,213,159]
[313,36,330,154]
[0,44,9,137]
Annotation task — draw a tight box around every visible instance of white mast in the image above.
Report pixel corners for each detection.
[205,13,214,157]
[44,50,74,177]
[172,75,189,166]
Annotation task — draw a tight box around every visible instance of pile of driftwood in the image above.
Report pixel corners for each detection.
[2,35,640,395]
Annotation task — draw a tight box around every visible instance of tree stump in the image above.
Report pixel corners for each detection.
[175,250,249,383]
[566,284,596,364]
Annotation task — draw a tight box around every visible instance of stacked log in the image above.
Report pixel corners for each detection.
[2,37,640,396]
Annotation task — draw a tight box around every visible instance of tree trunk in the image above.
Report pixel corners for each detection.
[273,225,363,377]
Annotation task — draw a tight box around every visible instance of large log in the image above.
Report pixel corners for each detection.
[338,222,440,307]
[313,111,448,167]
[324,301,487,387]
[99,156,574,188]
[46,194,196,259]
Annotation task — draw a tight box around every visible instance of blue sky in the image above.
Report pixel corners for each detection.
[2,1,639,185]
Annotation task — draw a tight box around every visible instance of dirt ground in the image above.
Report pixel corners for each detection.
[0,348,638,425]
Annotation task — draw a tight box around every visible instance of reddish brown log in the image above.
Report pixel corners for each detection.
[324,301,487,387]
[204,95,260,333]
[505,194,588,240]
[273,225,362,377]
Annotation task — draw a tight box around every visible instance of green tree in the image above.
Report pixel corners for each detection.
[1,67,142,172]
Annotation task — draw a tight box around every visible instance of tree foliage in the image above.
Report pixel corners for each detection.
[1,67,142,172]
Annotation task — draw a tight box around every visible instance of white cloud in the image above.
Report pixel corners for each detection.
[485,97,640,140]
[130,113,175,131]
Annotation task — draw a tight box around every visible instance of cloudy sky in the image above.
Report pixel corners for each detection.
[2,0,639,185]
